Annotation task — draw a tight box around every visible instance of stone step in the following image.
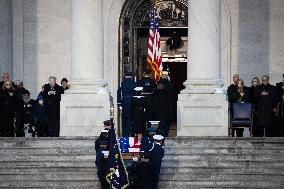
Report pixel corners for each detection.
[0,181,100,189]
[0,137,283,189]
[158,180,284,189]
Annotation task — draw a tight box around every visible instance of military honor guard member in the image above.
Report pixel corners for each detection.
[117,72,136,137]
[149,135,165,189]
[131,87,149,141]
[95,129,110,189]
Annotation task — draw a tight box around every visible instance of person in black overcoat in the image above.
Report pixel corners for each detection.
[14,81,28,137]
[0,73,17,89]
[0,80,17,137]
[33,96,48,137]
[42,76,62,137]
[227,74,240,104]
[131,87,149,141]
[16,90,36,137]
[275,74,284,103]
[249,77,260,137]
[274,94,284,137]
[230,79,251,137]
[128,152,155,189]
[254,75,277,137]
[149,83,172,137]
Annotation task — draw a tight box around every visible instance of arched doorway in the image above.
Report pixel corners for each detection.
[119,0,188,136]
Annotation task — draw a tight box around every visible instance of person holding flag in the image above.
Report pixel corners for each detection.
[106,118,129,189]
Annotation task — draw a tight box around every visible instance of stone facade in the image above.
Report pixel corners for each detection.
[0,0,284,136]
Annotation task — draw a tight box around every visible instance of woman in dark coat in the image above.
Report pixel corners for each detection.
[254,76,277,137]
[249,77,260,137]
[0,80,17,137]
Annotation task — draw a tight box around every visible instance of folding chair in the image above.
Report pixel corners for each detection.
[230,103,253,137]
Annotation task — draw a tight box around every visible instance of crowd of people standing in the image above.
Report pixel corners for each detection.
[228,74,284,137]
[0,72,69,137]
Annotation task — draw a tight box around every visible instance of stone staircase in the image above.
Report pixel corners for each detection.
[0,137,283,189]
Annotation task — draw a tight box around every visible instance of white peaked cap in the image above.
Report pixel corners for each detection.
[134,87,143,91]
[153,135,164,141]
[100,129,108,133]
[162,71,169,75]
[149,121,160,125]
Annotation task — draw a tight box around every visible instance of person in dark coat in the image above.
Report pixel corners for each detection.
[0,73,17,89]
[0,80,17,137]
[42,76,62,137]
[254,75,277,137]
[117,73,136,137]
[275,74,284,103]
[131,87,149,141]
[128,152,155,189]
[33,96,48,137]
[149,83,172,137]
[227,74,240,104]
[236,79,251,103]
[60,78,69,94]
[273,93,284,137]
[230,79,251,137]
[95,129,110,189]
[249,77,260,137]
[16,90,36,137]
[159,71,172,97]
[149,135,165,189]
[14,81,28,137]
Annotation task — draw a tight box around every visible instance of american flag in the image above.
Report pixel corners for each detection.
[147,1,162,81]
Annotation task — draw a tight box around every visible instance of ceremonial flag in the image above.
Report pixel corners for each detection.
[106,118,129,189]
[147,0,163,81]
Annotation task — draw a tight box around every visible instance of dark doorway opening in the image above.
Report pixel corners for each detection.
[136,28,188,137]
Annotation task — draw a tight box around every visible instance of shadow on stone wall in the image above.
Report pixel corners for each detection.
[238,0,270,85]
[23,0,38,97]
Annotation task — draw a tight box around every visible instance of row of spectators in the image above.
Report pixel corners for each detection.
[0,73,69,137]
[227,74,284,137]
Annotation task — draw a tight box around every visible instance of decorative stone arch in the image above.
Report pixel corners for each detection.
[119,0,188,82]
[104,0,232,103]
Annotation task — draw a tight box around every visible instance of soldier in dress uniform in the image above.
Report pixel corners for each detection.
[128,151,155,189]
[95,129,110,189]
[103,120,112,130]
[149,135,165,189]
[117,72,136,137]
[140,126,157,152]
[131,87,149,141]
[137,72,156,96]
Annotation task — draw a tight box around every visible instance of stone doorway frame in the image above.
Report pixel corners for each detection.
[104,0,233,125]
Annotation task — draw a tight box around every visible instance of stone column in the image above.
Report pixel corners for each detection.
[70,0,106,93]
[177,0,228,136]
[60,0,110,136]
[0,0,13,76]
